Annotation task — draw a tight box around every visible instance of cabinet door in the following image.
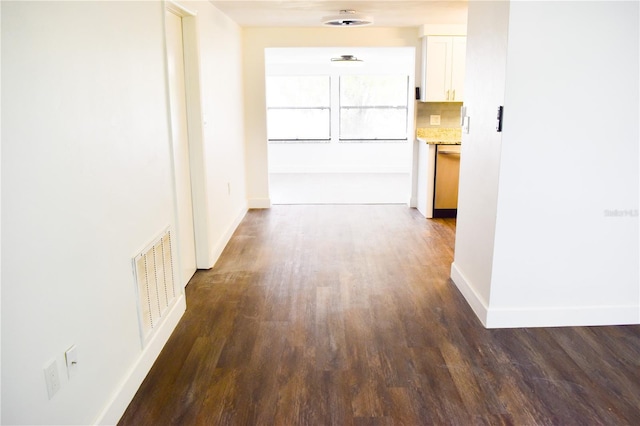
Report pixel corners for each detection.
[450,37,467,101]
[434,146,461,209]
[424,36,451,102]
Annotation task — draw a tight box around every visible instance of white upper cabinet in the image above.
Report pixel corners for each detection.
[421,36,466,102]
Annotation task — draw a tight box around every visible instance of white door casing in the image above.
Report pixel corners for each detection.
[165,8,197,287]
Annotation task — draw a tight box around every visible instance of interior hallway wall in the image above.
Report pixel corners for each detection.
[2,2,179,424]
[452,0,639,328]
[1,1,248,424]
[488,0,639,327]
[180,1,248,268]
[450,0,510,321]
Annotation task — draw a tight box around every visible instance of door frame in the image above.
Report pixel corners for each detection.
[163,1,210,277]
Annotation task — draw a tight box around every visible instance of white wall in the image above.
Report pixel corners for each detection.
[452,0,639,328]
[450,0,511,323]
[2,2,180,424]
[180,1,248,268]
[489,0,639,327]
[1,1,248,424]
[243,27,422,208]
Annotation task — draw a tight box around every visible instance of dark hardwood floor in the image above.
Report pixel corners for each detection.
[119,205,640,425]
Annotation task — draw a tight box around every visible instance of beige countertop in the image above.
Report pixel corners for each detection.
[416,127,461,145]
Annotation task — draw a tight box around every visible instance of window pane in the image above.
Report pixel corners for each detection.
[266,76,329,107]
[266,76,330,140]
[267,108,330,140]
[340,108,407,140]
[340,75,408,107]
[340,75,408,140]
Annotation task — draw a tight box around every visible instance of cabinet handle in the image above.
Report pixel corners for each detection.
[452,89,456,100]
[446,90,450,100]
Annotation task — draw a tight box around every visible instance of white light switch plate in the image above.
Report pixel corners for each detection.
[65,345,79,379]
[462,116,470,134]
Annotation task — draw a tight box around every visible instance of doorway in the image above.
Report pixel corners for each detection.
[265,47,416,205]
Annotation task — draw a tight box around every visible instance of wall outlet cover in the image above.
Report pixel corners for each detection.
[44,360,61,399]
[430,115,441,126]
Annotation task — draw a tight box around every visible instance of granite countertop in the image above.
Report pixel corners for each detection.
[416,127,461,145]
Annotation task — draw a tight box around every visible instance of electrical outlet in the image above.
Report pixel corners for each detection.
[430,115,441,126]
[44,360,61,399]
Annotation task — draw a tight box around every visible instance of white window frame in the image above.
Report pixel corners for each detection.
[337,75,410,143]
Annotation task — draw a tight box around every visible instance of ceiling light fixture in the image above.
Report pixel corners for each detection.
[322,10,373,27]
[330,55,364,66]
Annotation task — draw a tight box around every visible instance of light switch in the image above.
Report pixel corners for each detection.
[462,116,470,134]
[430,115,441,126]
[65,344,79,379]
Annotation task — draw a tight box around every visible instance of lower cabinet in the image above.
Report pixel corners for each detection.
[433,144,461,218]
[416,141,461,219]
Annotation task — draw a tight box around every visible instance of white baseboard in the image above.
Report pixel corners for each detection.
[248,198,271,209]
[450,262,489,326]
[205,203,248,268]
[451,262,640,329]
[94,294,187,425]
[485,304,640,329]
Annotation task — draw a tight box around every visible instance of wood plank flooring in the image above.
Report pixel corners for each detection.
[119,205,640,425]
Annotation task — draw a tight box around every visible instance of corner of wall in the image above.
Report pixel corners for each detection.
[203,202,249,269]
[247,198,272,209]
[450,262,489,327]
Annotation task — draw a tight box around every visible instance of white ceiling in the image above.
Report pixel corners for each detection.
[209,1,468,28]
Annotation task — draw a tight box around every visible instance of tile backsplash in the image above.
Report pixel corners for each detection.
[416,102,463,128]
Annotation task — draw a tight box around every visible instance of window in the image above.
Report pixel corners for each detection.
[266,76,330,141]
[339,75,409,141]
[265,74,410,143]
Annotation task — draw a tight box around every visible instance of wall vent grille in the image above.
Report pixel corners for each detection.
[133,229,177,344]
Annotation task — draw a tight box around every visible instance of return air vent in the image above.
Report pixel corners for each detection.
[133,228,177,345]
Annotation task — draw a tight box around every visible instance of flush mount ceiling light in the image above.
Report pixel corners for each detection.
[322,10,373,27]
[331,54,363,63]
[330,55,364,66]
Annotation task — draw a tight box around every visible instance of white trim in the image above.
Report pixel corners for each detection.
[248,198,272,209]
[450,262,489,326]
[202,203,248,269]
[486,304,640,329]
[180,14,211,270]
[93,294,187,425]
[164,2,212,273]
[165,0,196,17]
[451,262,640,329]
